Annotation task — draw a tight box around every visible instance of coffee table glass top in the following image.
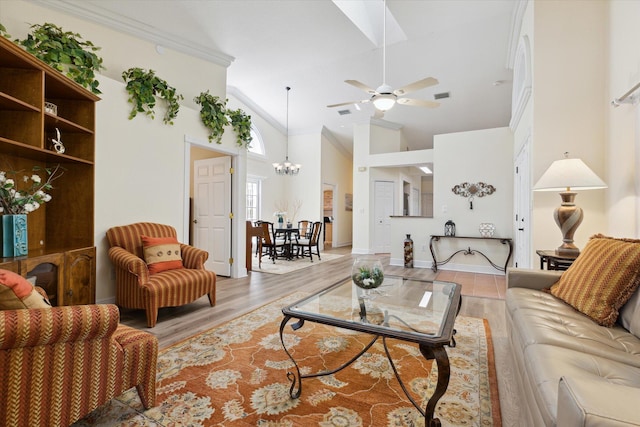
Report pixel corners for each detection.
[283,275,460,344]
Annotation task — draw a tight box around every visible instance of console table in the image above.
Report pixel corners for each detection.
[429,235,513,273]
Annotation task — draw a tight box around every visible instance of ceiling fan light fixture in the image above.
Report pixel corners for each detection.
[373,94,396,111]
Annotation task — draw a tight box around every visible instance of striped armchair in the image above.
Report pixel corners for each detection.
[106,222,216,327]
[0,304,157,426]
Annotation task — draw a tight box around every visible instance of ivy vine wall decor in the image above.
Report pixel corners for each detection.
[122,67,183,125]
[1,20,254,148]
[452,182,496,209]
[17,23,104,94]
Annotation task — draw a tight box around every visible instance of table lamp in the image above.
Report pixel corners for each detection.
[533,153,607,256]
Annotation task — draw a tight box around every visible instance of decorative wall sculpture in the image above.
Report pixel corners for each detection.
[452,182,496,209]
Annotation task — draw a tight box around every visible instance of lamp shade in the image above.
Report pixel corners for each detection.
[372,94,396,111]
[533,158,607,191]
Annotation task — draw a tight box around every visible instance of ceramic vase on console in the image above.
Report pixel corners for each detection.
[278,215,284,227]
[403,234,414,268]
[479,223,496,237]
[1,214,28,257]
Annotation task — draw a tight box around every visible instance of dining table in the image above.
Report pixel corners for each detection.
[275,227,300,260]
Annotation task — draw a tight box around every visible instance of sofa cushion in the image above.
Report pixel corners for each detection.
[619,288,640,338]
[507,288,640,368]
[141,235,184,274]
[0,269,51,309]
[524,343,640,426]
[550,234,640,327]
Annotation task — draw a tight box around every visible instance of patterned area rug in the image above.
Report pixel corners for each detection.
[75,292,501,426]
[251,253,344,274]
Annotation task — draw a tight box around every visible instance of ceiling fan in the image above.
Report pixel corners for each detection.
[327,0,440,113]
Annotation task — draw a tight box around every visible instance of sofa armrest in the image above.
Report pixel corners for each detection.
[181,244,209,269]
[506,267,563,290]
[109,246,150,283]
[558,376,640,426]
[0,305,120,350]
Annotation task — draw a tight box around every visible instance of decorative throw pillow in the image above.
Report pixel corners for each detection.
[141,235,184,274]
[550,234,640,327]
[0,269,51,309]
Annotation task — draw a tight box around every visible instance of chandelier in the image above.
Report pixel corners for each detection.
[272,86,301,175]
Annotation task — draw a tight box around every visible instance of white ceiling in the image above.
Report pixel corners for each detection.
[39,0,518,153]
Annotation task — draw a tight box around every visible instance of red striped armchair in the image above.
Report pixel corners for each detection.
[106,222,216,327]
[0,304,157,426]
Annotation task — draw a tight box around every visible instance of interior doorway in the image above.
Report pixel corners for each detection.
[186,142,234,277]
[323,184,335,248]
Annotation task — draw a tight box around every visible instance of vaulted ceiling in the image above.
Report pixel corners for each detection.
[41,0,518,153]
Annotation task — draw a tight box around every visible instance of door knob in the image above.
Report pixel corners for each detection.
[193,219,198,224]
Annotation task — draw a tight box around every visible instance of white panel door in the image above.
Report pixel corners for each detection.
[373,181,394,253]
[514,139,532,268]
[193,157,231,276]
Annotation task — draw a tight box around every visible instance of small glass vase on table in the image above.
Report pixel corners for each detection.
[352,258,384,300]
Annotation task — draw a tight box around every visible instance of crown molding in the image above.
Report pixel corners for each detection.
[29,0,234,67]
[370,117,403,131]
[227,86,285,135]
[506,0,528,70]
[321,126,351,158]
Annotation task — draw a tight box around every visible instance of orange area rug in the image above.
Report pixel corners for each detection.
[76,292,501,426]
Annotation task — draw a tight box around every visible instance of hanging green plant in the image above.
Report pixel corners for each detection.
[195,91,229,144]
[0,23,10,39]
[122,67,183,125]
[18,23,104,94]
[227,108,253,148]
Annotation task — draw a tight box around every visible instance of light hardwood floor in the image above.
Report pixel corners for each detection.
[119,247,522,426]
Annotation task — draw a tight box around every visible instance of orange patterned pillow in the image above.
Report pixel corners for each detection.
[550,234,640,327]
[141,235,184,275]
[0,269,51,309]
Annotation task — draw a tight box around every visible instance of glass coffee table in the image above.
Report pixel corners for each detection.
[279,275,461,427]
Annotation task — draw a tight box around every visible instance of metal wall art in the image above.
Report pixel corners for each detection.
[452,182,496,209]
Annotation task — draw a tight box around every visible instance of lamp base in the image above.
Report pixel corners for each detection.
[553,191,583,257]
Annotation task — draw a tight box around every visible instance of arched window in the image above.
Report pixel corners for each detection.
[248,126,265,156]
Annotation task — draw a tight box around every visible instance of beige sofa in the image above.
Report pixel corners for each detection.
[506,268,640,426]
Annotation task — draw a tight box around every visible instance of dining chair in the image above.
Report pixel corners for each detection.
[294,221,322,262]
[297,220,312,239]
[258,221,286,266]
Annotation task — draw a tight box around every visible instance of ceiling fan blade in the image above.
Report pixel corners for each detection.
[327,99,370,108]
[345,80,377,94]
[393,77,439,96]
[397,97,440,108]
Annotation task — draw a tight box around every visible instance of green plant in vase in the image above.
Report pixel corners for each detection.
[352,259,385,290]
[227,108,252,148]
[122,67,183,125]
[194,91,229,144]
[18,23,104,94]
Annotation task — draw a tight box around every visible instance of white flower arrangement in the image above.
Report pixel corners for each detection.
[273,211,287,221]
[0,165,63,214]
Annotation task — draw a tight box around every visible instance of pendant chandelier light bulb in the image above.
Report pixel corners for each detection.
[272,86,301,176]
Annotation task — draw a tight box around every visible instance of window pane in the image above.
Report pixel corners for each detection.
[246,180,260,221]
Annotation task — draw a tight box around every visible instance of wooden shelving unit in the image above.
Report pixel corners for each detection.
[0,36,99,305]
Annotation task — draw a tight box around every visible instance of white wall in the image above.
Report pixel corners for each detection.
[530,0,608,253]
[607,0,640,238]
[391,127,513,273]
[1,2,240,302]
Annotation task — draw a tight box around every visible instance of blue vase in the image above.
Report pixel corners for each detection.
[1,214,28,257]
